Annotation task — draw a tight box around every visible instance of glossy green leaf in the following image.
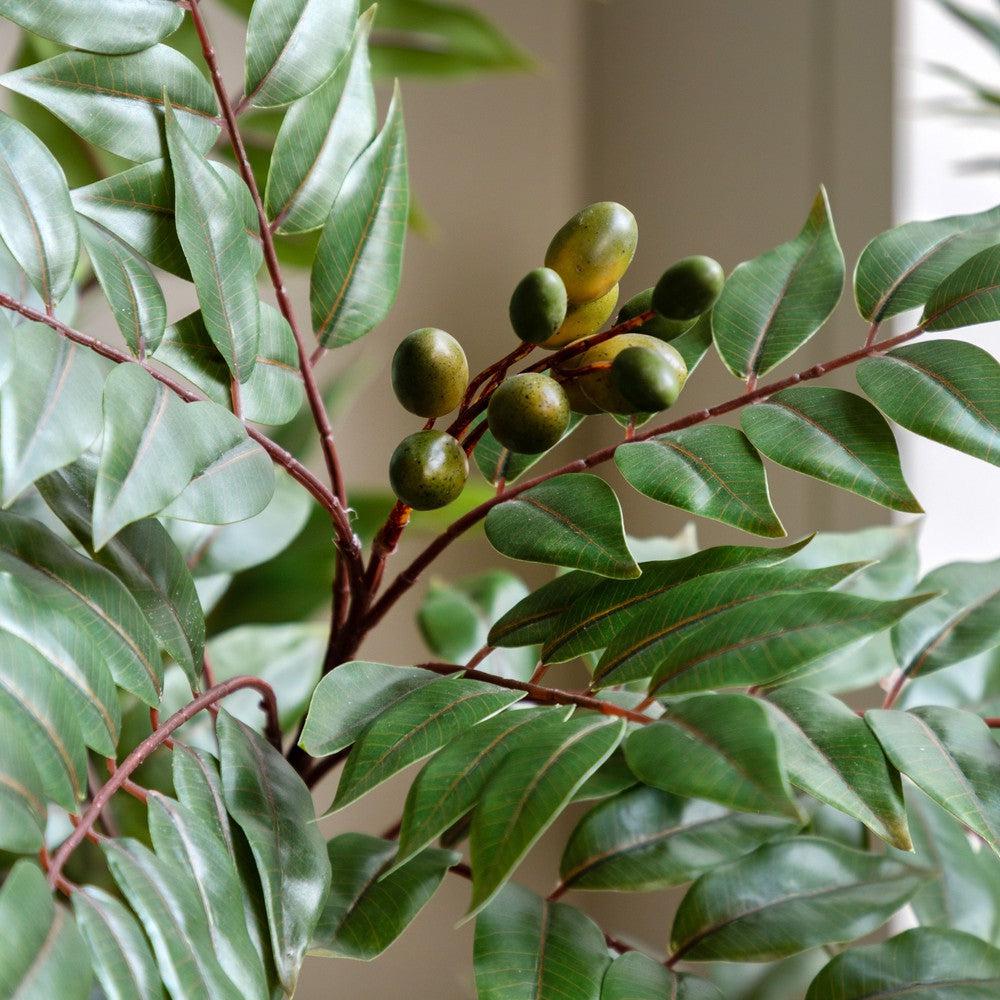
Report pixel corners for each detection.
[866,707,1000,855]
[485,474,640,580]
[244,0,358,109]
[602,952,724,1000]
[488,570,601,649]
[0,112,78,309]
[571,748,638,803]
[0,717,45,852]
[616,425,784,538]
[72,886,165,1000]
[311,833,456,960]
[1,46,219,162]
[763,687,909,849]
[474,883,610,1000]
[741,386,920,512]
[165,103,260,384]
[266,8,376,233]
[805,927,1000,999]
[559,784,799,894]
[79,217,166,357]
[0,861,91,1000]
[311,85,408,347]
[854,203,1000,322]
[713,188,844,381]
[332,675,524,809]
[670,837,928,963]
[625,694,798,819]
[300,660,438,757]
[218,711,330,995]
[468,713,626,916]
[923,244,1000,329]
[645,591,931,696]
[474,412,586,487]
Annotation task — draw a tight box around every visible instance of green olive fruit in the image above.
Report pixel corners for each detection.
[389,430,469,510]
[509,267,568,344]
[391,328,469,418]
[617,287,695,341]
[541,283,619,350]
[545,201,637,304]
[652,255,725,321]
[487,372,571,454]
[611,346,683,413]
[563,332,687,414]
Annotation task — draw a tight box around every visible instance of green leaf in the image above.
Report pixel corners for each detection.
[79,217,166,358]
[0,861,91,1000]
[218,711,331,995]
[311,85,408,347]
[645,591,931,696]
[0,718,45,852]
[485,474,640,579]
[474,883,610,1000]
[625,694,799,819]
[763,687,909,849]
[571,748,638,803]
[559,784,799,894]
[923,244,1000,330]
[0,112,79,309]
[805,927,1000,999]
[670,836,928,963]
[244,0,358,109]
[616,425,784,538]
[0,323,107,505]
[866,707,1000,856]
[740,386,920,512]
[857,340,1000,467]
[488,570,602,649]
[0,46,220,163]
[0,0,183,55]
[300,660,439,757]
[854,203,1000,322]
[311,833,457,960]
[602,953,724,1000]
[394,707,552,871]
[266,8,376,233]
[473,412,585,487]
[468,713,626,916]
[165,103,260,384]
[713,188,844,381]
[331,675,524,809]
[72,886,165,1000]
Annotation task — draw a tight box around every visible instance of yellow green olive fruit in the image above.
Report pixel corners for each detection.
[388,430,469,510]
[563,333,687,414]
[487,372,571,454]
[652,255,725,321]
[541,283,619,350]
[561,376,603,415]
[617,287,695,342]
[544,201,638,304]
[509,267,568,344]
[611,346,683,413]
[391,327,469,418]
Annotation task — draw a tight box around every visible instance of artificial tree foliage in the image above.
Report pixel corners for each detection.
[0,2,999,998]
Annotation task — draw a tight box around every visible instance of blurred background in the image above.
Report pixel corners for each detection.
[2,0,999,995]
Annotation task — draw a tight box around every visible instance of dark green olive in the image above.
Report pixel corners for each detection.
[487,373,570,454]
[611,346,683,412]
[545,201,637,304]
[388,430,468,510]
[509,268,568,344]
[617,287,695,341]
[652,256,725,321]
[391,328,469,418]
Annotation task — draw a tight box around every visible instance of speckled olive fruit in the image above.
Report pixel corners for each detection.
[545,202,637,304]
[652,255,725,321]
[389,430,468,510]
[509,267,568,344]
[617,287,694,342]
[563,333,687,414]
[487,373,571,454]
[391,328,469,418]
[541,283,619,350]
[611,346,683,413]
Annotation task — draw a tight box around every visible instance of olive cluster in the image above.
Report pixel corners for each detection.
[388,202,724,509]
